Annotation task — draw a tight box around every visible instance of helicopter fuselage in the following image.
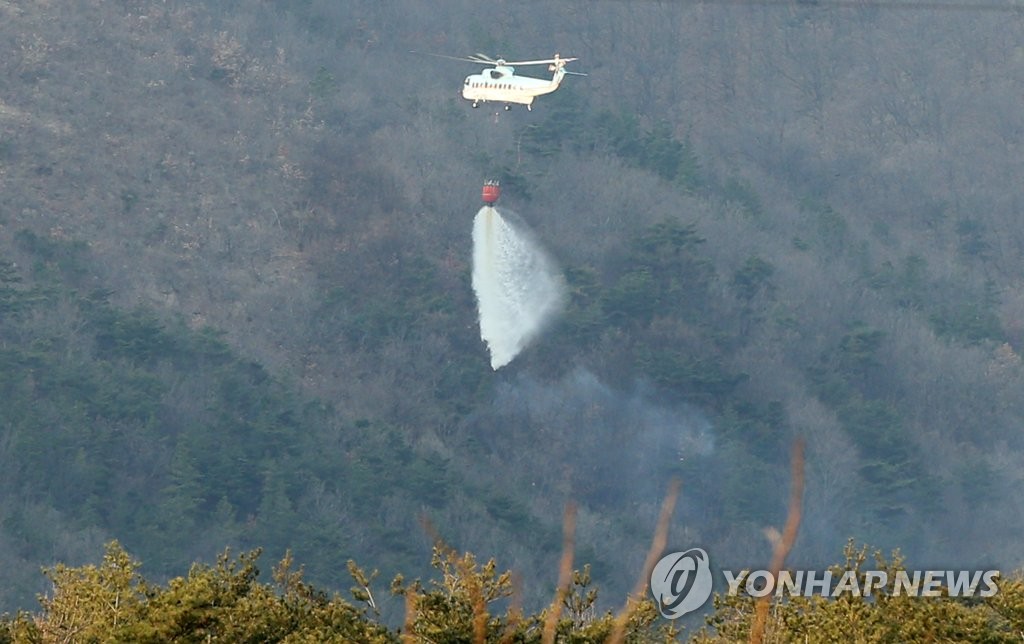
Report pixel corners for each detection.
[462,65,565,109]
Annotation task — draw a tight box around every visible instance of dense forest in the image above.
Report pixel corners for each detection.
[1,0,1023,633]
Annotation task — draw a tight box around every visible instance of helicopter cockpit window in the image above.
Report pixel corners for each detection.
[464,77,470,85]
[489,70,503,79]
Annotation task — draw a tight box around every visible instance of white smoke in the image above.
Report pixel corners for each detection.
[474,366,715,511]
[472,206,566,370]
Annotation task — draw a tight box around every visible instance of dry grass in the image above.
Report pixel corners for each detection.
[749,438,805,644]
[607,478,683,644]
[542,503,577,644]
[401,591,418,644]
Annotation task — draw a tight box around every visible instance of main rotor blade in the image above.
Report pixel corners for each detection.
[411,51,580,67]
[411,51,493,65]
[503,57,580,66]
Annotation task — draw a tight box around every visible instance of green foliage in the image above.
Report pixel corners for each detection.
[731,256,775,302]
[520,87,589,158]
[23,544,394,643]
[395,546,669,643]
[955,217,992,260]
[523,104,702,190]
[807,322,888,405]
[929,297,1004,345]
[696,542,1024,643]
[556,265,606,345]
[13,229,89,279]
[804,323,945,525]
[836,399,923,521]
[120,189,139,214]
[398,548,516,642]
[12,540,1023,642]
[88,307,178,366]
[866,253,1005,345]
[584,218,760,416]
[325,251,457,352]
[0,255,485,607]
[988,576,1024,634]
[35,541,147,643]
[637,348,747,405]
[798,198,848,253]
[867,254,928,310]
[496,164,532,200]
[0,260,34,317]
[837,323,886,372]
[955,456,999,505]
[604,269,659,325]
[0,541,671,642]
[898,255,928,309]
[604,219,713,326]
[637,122,698,184]
[721,177,764,219]
[309,65,337,98]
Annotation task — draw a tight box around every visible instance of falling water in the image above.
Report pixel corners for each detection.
[472,206,566,370]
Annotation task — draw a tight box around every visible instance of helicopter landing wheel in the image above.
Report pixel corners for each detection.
[472,102,479,108]
[504,104,511,111]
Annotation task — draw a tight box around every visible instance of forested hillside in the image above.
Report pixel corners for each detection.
[1,0,1023,624]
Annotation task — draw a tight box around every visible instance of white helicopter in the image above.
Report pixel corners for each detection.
[423,52,585,111]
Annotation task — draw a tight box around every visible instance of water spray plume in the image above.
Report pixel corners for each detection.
[472,206,565,370]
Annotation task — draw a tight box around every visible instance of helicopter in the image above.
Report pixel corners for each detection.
[421,52,585,111]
